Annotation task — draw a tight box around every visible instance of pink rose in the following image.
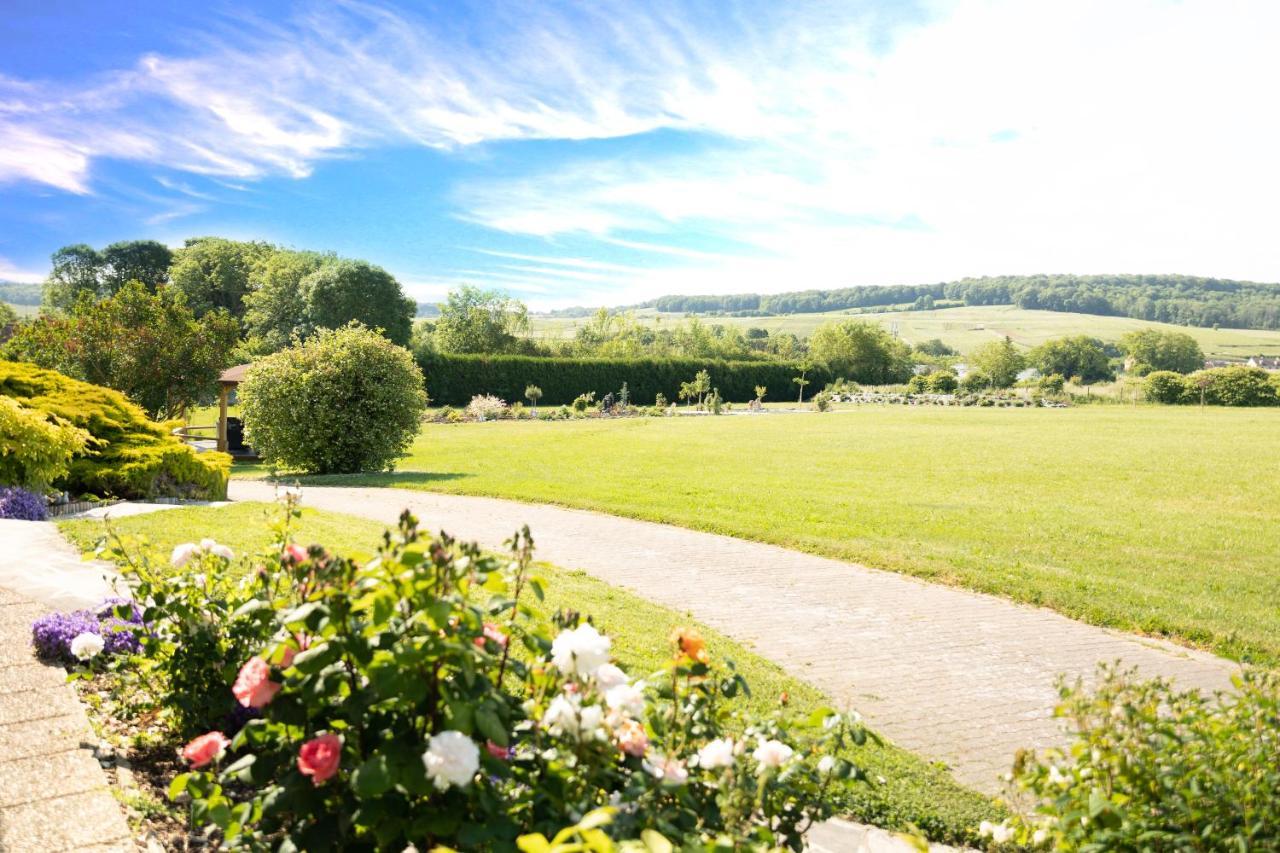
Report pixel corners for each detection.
[279,645,297,668]
[182,731,230,768]
[615,719,648,757]
[485,740,512,760]
[298,733,343,785]
[232,657,281,708]
[283,544,308,564]
[474,622,508,649]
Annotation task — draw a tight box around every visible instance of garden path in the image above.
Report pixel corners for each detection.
[231,481,1237,797]
[0,521,135,850]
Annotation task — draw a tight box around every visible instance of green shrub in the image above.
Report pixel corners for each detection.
[1143,370,1187,404]
[813,390,833,411]
[240,324,428,474]
[906,375,929,394]
[572,391,596,412]
[0,361,229,499]
[1004,665,1280,849]
[1036,373,1065,395]
[959,371,989,393]
[0,396,90,491]
[1189,366,1279,407]
[415,353,831,407]
[927,371,959,393]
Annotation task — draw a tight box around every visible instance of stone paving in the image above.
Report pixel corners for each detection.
[232,481,1239,795]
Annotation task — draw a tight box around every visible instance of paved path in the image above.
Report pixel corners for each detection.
[233,481,1237,795]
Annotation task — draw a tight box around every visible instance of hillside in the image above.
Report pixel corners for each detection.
[529,304,1280,359]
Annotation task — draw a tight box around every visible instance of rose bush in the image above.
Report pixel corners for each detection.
[107,498,871,850]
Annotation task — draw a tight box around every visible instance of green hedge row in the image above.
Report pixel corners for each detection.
[416,353,831,406]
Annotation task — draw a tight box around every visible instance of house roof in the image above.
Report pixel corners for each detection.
[218,363,253,385]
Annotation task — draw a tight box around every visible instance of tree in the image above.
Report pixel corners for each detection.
[793,362,812,403]
[808,321,912,384]
[927,370,958,393]
[1118,330,1205,375]
[2,281,238,419]
[914,338,958,357]
[239,324,427,474]
[433,286,529,354]
[169,237,275,319]
[0,302,16,329]
[1143,371,1187,404]
[1029,336,1112,384]
[525,384,542,415]
[99,240,172,293]
[301,260,415,347]
[42,244,103,311]
[241,250,330,353]
[969,337,1026,388]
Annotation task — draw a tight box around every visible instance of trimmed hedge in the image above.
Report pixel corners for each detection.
[0,361,230,500]
[1145,365,1280,407]
[416,353,831,406]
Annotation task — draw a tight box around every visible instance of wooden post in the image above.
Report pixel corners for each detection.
[217,384,229,453]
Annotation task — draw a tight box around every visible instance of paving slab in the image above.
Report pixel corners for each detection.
[231,481,1238,796]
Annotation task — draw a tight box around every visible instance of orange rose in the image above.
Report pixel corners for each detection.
[670,627,709,664]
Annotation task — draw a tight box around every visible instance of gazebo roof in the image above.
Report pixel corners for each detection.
[218,363,252,386]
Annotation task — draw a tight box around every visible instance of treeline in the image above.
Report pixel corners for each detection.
[0,281,41,305]
[417,353,829,407]
[645,274,1280,330]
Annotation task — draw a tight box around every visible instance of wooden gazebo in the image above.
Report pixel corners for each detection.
[216,363,254,456]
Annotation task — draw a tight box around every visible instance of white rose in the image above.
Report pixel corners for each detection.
[578,704,605,740]
[541,694,580,737]
[1032,828,1048,846]
[752,739,794,770]
[70,632,105,661]
[991,822,1015,844]
[643,753,688,785]
[817,755,837,775]
[422,730,480,790]
[978,821,995,838]
[604,682,646,718]
[550,623,611,678]
[1048,765,1070,788]
[593,663,628,691]
[696,737,735,769]
[171,542,200,568]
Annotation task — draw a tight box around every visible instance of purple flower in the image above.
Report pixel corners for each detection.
[0,487,47,521]
[31,598,143,661]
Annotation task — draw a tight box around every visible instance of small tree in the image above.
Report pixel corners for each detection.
[524,384,543,415]
[240,324,428,474]
[754,385,767,404]
[693,369,711,408]
[793,362,812,404]
[618,381,630,408]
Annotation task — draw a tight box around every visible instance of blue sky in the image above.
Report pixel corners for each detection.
[2,0,1278,308]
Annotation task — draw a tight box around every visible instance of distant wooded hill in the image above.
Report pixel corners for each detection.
[0,281,41,305]
[644,274,1280,330]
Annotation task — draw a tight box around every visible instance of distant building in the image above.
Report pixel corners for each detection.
[1246,356,1280,371]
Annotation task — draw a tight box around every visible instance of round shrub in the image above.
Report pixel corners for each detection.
[927,370,958,393]
[1143,370,1187,404]
[0,395,89,491]
[240,324,428,474]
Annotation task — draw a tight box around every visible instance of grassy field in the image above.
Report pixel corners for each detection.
[61,502,999,843]
[528,304,1280,359]
[288,406,1280,665]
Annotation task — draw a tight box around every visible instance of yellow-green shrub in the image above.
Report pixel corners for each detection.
[0,396,90,491]
[0,360,230,499]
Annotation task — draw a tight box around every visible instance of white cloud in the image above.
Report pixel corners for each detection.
[0,255,45,283]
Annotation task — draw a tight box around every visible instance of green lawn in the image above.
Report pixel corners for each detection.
[286,406,1280,664]
[528,304,1280,359]
[61,503,999,844]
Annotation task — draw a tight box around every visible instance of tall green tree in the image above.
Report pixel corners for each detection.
[302,259,414,346]
[1118,329,1205,375]
[433,285,529,354]
[808,320,912,384]
[3,281,238,419]
[42,243,103,311]
[241,250,330,354]
[1029,335,1113,383]
[169,237,275,319]
[969,337,1026,388]
[100,240,172,292]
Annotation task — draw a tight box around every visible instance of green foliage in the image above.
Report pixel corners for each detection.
[129,507,870,849]
[301,259,414,347]
[169,237,275,319]
[0,361,229,499]
[1118,328,1205,375]
[1036,373,1065,395]
[0,302,16,328]
[239,324,427,474]
[968,338,1025,388]
[0,396,90,491]
[926,371,958,393]
[914,338,958,358]
[42,240,173,311]
[433,285,531,354]
[241,249,329,353]
[1029,336,1112,383]
[813,390,833,411]
[906,375,928,394]
[572,391,597,413]
[808,321,913,384]
[1191,366,1279,407]
[1007,666,1280,850]
[3,281,239,420]
[415,353,829,407]
[1143,370,1186,404]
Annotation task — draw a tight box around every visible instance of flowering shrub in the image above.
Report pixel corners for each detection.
[997,665,1280,849]
[31,598,143,661]
[0,485,48,520]
[465,393,509,421]
[118,502,871,850]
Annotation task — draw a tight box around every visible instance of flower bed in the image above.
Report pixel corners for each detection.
[57,498,873,850]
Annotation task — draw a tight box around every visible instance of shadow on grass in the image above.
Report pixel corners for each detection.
[250,470,472,489]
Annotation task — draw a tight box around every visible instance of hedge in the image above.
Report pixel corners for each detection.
[416,353,832,406]
[0,361,230,499]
